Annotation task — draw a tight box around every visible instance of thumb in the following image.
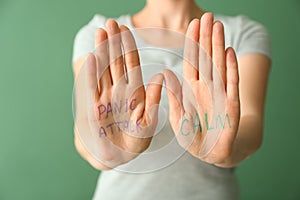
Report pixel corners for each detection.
[163,69,184,128]
[143,73,164,124]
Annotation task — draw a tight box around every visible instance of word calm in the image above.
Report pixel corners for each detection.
[180,113,231,136]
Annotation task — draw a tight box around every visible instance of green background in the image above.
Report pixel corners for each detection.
[0,0,299,199]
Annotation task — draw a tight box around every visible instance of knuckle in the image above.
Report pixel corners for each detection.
[127,59,139,68]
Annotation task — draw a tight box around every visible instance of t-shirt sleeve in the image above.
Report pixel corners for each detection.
[235,15,271,58]
[72,15,107,65]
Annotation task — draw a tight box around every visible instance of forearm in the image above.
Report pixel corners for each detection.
[216,114,263,168]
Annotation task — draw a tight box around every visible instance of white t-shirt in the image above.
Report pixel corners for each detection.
[72,14,271,200]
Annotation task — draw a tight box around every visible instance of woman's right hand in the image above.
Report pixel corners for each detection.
[74,20,163,170]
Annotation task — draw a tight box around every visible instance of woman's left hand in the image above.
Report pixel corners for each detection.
[164,13,241,166]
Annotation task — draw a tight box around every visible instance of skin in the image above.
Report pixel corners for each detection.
[74,23,164,169]
[73,0,271,169]
[163,15,241,165]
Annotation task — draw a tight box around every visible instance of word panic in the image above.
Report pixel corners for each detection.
[98,99,136,119]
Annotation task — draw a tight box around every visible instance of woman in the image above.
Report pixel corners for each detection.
[72,0,271,199]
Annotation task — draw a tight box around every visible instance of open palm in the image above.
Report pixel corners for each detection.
[74,20,163,168]
[164,13,241,165]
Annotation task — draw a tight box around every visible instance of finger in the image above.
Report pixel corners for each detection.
[212,21,226,90]
[225,47,239,101]
[200,13,213,56]
[183,19,200,81]
[94,28,112,91]
[163,69,184,130]
[199,12,214,82]
[85,53,99,118]
[119,25,143,84]
[143,73,164,123]
[106,19,124,85]
[95,28,106,48]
